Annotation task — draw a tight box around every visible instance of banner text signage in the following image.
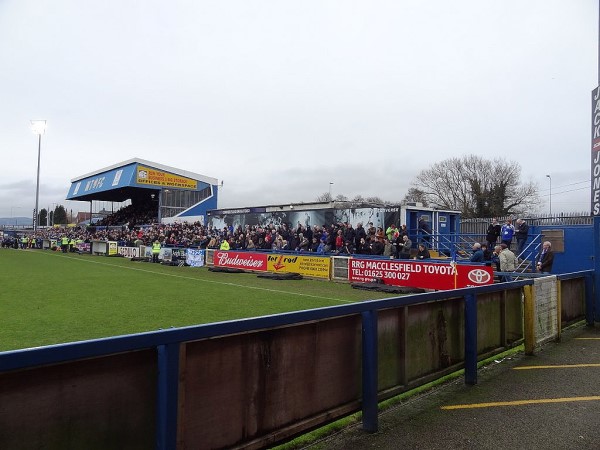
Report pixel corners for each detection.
[267,254,330,279]
[348,259,493,290]
[136,165,198,189]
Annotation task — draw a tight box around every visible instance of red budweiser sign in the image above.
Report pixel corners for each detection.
[214,251,268,271]
[348,258,493,290]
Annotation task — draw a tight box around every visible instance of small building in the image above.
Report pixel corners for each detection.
[207,201,460,249]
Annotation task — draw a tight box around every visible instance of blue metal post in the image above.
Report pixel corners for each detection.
[361,310,378,432]
[464,294,477,385]
[157,343,180,450]
[586,272,595,326]
[594,217,600,322]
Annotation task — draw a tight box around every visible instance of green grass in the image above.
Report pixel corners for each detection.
[0,249,392,351]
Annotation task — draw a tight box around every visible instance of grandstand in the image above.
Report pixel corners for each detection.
[66,158,218,225]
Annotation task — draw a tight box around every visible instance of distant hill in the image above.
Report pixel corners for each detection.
[0,217,33,226]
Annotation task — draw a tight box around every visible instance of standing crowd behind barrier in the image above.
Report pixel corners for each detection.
[3,218,435,260]
[5,210,552,272]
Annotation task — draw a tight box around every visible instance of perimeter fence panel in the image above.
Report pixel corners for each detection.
[533,276,559,347]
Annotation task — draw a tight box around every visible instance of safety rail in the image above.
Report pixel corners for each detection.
[0,271,592,449]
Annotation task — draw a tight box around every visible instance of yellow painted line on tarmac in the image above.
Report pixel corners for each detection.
[575,337,600,340]
[441,396,600,410]
[513,363,600,370]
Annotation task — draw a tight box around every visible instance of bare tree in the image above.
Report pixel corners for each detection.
[316,192,349,202]
[315,192,332,202]
[402,188,429,206]
[409,155,539,218]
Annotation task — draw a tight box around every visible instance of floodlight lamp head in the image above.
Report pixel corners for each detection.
[30,120,47,135]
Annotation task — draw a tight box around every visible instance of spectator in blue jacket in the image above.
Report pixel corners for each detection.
[316,238,327,254]
[500,219,515,248]
[470,242,484,262]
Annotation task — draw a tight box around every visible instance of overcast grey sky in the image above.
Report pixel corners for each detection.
[0,0,597,219]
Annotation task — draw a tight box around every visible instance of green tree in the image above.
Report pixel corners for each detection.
[53,205,68,225]
[408,155,539,218]
[39,209,48,226]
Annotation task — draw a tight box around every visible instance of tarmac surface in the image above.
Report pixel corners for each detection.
[311,324,600,450]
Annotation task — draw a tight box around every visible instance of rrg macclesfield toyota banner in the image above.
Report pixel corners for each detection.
[349,258,493,290]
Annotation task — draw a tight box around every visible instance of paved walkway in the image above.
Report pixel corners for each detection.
[315,324,600,450]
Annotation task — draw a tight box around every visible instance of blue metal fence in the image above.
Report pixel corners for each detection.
[0,272,593,449]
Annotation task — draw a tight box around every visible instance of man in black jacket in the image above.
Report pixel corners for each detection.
[536,241,554,274]
[486,218,501,250]
[515,219,529,256]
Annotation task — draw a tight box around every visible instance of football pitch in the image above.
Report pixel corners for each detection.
[0,248,391,351]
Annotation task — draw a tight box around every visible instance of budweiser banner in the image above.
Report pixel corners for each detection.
[348,258,494,290]
[213,251,268,271]
[267,254,330,279]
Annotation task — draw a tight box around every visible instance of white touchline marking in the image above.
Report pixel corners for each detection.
[31,251,356,304]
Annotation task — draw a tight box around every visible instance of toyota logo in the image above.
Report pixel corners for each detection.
[467,269,491,284]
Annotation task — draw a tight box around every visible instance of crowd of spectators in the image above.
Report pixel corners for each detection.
[214,221,412,257]
[3,217,421,258]
[97,203,156,228]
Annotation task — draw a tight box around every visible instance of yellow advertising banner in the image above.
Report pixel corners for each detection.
[267,254,330,279]
[136,165,198,189]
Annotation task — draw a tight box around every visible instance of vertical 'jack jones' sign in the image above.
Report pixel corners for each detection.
[591,86,600,215]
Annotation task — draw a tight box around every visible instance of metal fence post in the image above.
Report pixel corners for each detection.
[585,272,595,326]
[594,216,600,323]
[464,293,477,385]
[157,343,180,450]
[361,310,378,432]
[523,285,535,355]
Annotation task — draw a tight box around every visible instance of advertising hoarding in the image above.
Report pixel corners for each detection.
[348,258,493,290]
[267,254,330,279]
